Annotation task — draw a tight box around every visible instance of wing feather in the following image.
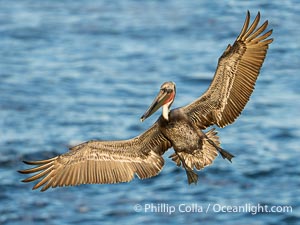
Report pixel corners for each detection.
[183,11,273,129]
[19,122,172,191]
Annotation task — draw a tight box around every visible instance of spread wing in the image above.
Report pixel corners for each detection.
[183,11,273,129]
[19,122,172,191]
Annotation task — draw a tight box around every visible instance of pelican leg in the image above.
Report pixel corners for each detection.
[185,169,198,185]
[206,138,234,162]
[192,125,234,162]
[176,153,198,185]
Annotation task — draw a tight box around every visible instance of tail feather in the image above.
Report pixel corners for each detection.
[169,128,219,170]
[169,128,235,184]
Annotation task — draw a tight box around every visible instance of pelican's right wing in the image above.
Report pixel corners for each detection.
[19,122,172,191]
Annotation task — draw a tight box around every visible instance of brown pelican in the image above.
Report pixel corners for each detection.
[19,11,273,191]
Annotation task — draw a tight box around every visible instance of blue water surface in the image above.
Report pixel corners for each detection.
[0,0,299,224]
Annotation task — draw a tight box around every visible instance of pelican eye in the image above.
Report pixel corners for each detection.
[166,89,173,94]
[161,87,173,93]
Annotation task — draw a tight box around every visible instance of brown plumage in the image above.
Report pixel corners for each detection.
[184,11,273,128]
[19,11,273,191]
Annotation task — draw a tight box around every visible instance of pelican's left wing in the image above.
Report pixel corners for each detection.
[19,122,171,191]
[183,11,273,129]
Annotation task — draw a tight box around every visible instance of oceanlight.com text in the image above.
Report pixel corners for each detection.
[133,203,293,215]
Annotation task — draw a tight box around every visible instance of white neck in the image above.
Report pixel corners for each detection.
[162,103,171,121]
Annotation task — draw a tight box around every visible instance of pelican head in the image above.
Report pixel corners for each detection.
[141,81,176,122]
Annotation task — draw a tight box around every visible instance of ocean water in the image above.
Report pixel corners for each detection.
[0,0,299,224]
